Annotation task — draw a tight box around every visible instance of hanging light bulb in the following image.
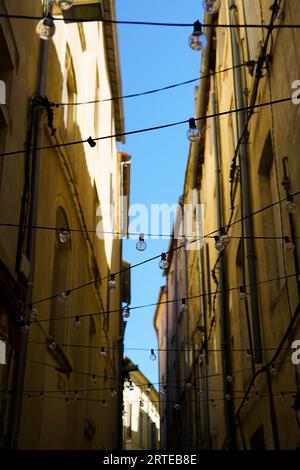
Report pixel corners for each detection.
[139,399,144,408]
[220,227,230,247]
[59,228,71,244]
[150,349,157,361]
[285,195,297,214]
[58,290,70,303]
[203,0,221,14]
[284,236,295,252]
[226,374,233,383]
[36,13,56,41]
[159,253,169,270]
[129,380,134,391]
[65,397,70,406]
[271,364,277,376]
[87,136,96,148]
[174,403,180,410]
[55,0,74,10]
[74,316,81,328]
[75,390,80,400]
[108,274,117,289]
[146,383,152,393]
[279,392,284,403]
[211,399,216,408]
[22,322,30,332]
[214,235,225,252]
[239,286,247,301]
[100,346,107,357]
[91,374,97,385]
[48,340,57,351]
[187,118,201,143]
[225,394,231,401]
[136,233,146,252]
[185,382,193,391]
[189,21,207,51]
[245,349,252,360]
[180,298,188,313]
[123,307,130,319]
[111,389,117,398]
[39,392,44,400]
[101,400,108,407]
[30,305,38,320]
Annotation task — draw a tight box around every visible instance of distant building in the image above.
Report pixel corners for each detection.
[123,359,160,450]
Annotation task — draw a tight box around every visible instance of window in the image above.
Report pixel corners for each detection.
[258,132,284,308]
[49,208,71,343]
[63,46,77,135]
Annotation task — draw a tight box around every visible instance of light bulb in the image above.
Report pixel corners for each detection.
[30,306,38,319]
[58,290,70,303]
[211,399,216,408]
[271,364,277,376]
[174,403,180,410]
[214,236,225,252]
[225,394,231,401]
[187,118,201,143]
[39,392,44,400]
[136,233,146,252]
[91,374,97,385]
[59,228,71,244]
[140,399,144,408]
[74,316,81,328]
[87,136,96,148]
[102,400,108,407]
[100,347,107,357]
[189,21,207,51]
[22,322,30,332]
[245,349,252,359]
[150,349,156,361]
[203,0,221,14]
[159,253,169,270]
[75,390,80,400]
[185,382,193,391]
[55,0,74,10]
[108,274,117,289]
[49,340,56,351]
[65,397,70,406]
[180,299,188,313]
[111,389,117,398]
[285,195,297,214]
[279,392,284,403]
[284,236,295,252]
[36,14,56,41]
[123,307,130,319]
[129,380,134,391]
[220,228,230,247]
[146,383,151,393]
[226,374,233,383]
[239,286,247,301]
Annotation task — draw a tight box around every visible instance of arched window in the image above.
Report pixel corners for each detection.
[49,208,71,344]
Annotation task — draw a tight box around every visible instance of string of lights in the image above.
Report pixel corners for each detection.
[30,189,300,306]
[0,96,293,158]
[1,12,300,29]
[1,220,300,240]
[55,63,253,106]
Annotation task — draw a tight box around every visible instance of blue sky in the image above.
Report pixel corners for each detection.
[115,1,204,387]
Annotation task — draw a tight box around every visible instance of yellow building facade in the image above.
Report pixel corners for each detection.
[0,0,129,449]
[155,0,300,450]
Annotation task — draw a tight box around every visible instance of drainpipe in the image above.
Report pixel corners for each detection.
[6,1,52,450]
[228,0,263,363]
[210,75,236,448]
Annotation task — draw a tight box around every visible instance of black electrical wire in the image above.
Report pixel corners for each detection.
[1,12,300,29]
[0,96,293,158]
